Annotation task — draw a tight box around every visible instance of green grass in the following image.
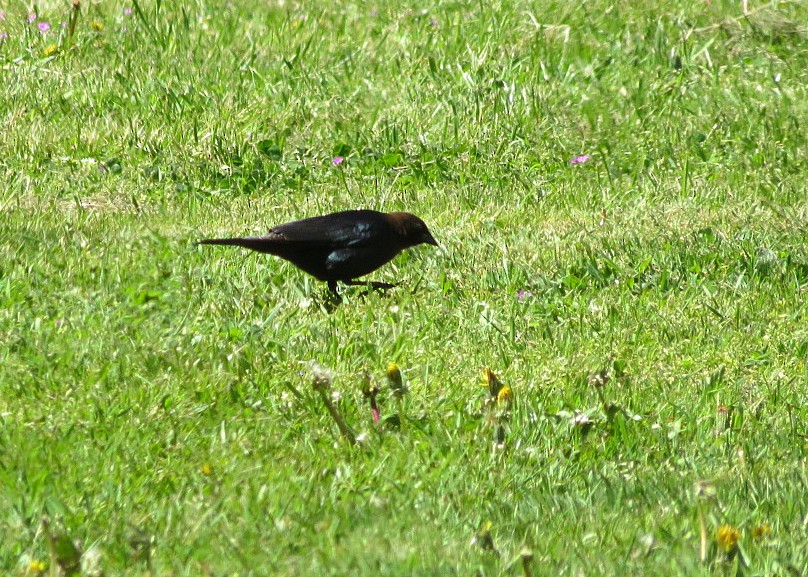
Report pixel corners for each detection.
[1,0,807,574]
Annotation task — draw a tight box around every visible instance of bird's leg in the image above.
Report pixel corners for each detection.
[320,280,342,310]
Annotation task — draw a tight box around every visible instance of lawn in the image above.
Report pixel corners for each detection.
[1,0,807,575]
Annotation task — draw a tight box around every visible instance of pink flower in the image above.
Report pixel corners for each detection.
[332,156,344,165]
[28,13,37,23]
[0,10,5,21]
[0,32,7,40]
[570,154,590,165]
[38,21,51,33]
[124,8,133,15]
[516,289,534,301]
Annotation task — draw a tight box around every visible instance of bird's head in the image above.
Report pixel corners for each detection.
[390,212,438,248]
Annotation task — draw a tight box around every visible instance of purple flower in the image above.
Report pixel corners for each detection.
[0,32,7,40]
[61,21,67,28]
[28,13,37,23]
[570,154,590,165]
[332,156,344,165]
[124,8,133,15]
[516,289,534,301]
[0,10,5,21]
[38,21,51,33]
[430,18,439,28]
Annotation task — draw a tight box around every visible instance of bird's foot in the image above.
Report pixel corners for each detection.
[369,281,397,291]
[325,280,397,303]
[343,280,397,292]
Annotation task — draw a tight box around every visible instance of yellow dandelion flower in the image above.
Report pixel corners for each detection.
[386,362,406,396]
[200,463,213,476]
[497,385,512,405]
[483,367,503,398]
[91,21,103,31]
[716,524,740,553]
[752,524,771,539]
[28,560,47,574]
[472,520,497,552]
[43,45,58,57]
[386,362,401,383]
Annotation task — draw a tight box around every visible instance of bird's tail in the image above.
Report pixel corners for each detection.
[197,236,279,254]
[198,237,248,247]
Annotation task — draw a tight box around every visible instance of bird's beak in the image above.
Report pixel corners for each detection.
[422,230,438,246]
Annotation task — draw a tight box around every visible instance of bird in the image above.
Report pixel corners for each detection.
[199,209,438,295]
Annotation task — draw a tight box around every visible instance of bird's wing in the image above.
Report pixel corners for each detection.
[268,210,385,248]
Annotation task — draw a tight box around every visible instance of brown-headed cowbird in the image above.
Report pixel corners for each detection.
[199,210,438,294]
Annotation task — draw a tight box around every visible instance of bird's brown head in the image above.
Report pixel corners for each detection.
[389,212,438,248]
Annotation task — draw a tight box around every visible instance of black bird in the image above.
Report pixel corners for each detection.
[199,210,438,295]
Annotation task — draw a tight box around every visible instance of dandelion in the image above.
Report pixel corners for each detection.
[309,362,334,392]
[752,524,771,539]
[200,463,213,476]
[716,524,740,554]
[27,560,47,574]
[361,372,381,425]
[520,548,534,577]
[91,21,103,31]
[472,520,497,553]
[332,156,344,165]
[43,44,58,57]
[587,368,609,388]
[570,410,592,427]
[386,362,406,397]
[482,368,511,448]
[570,154,590,165]
[694,479,717,561]
[37,21,51,33]
[309,363,356,444]
[483,367,504,400]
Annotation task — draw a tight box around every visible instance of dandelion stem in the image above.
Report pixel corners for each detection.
[311,375,356,444]
[67,1,80,45]
[698,504,707,562]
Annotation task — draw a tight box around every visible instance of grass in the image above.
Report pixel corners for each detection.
[1,0,807,574]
